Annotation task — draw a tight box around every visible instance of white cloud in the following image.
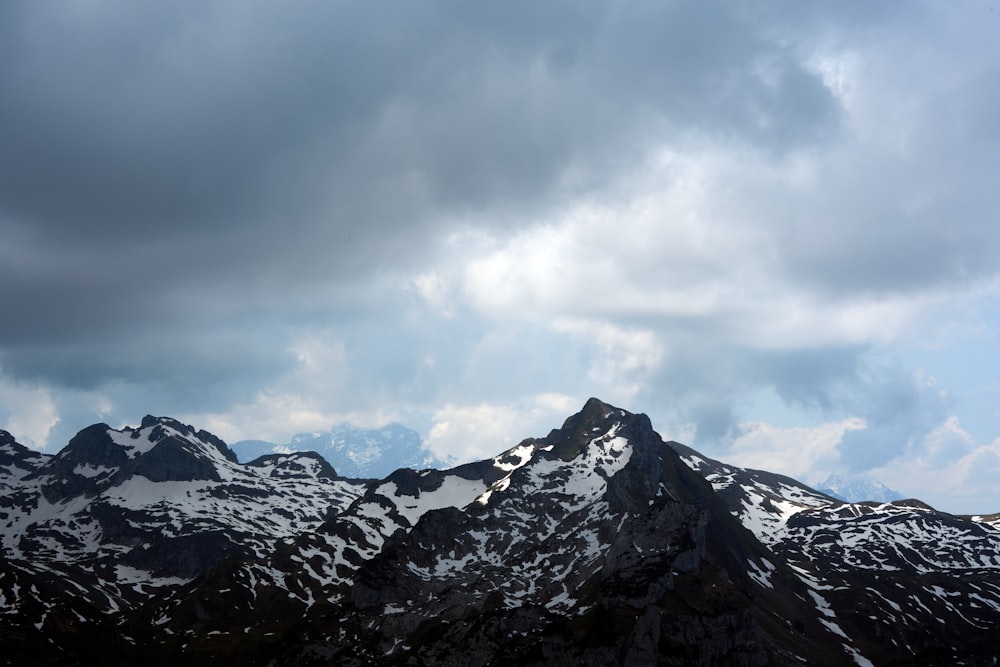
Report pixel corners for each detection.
[409,271,457,318]
[192,391,333,445]
[437,144,980,355]
[0,379,60,449]
[921,416,977,466]
[552,318,664,406]
[425,393,579,463]
[181,334,404,443]
[724,418,867,485]
[871,417,1000,513]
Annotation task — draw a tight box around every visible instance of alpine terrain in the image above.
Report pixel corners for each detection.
[232,423,444,478]
[1,399,999,665]
[815,473,905,504]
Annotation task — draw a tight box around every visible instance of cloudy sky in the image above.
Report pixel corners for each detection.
[2,1,999,512]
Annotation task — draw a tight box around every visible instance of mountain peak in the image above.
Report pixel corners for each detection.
[31,418,242,503]
[818,472,904,504]
[246,450,339,480]
[234,422,442,478]
[134,415,238,464]
[546,397,631,461]
[0,430,48,481]
[575,396,623,424]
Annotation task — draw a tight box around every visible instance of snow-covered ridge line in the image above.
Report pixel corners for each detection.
[674,441,1000,579]
[5,399,1000,665]
[1,416,368,605]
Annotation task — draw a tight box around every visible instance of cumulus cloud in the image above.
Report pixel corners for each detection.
[0,379,60,449]
[726,418,867,485]
[834,366,952,471]
[872,418,1000,514]
[425,393,580,463]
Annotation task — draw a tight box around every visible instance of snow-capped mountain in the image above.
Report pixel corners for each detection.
[0,417,366,621]
[233,422,443,478]
[129,399,837,665]
[815,472,904,504]
[3,400,1000,666]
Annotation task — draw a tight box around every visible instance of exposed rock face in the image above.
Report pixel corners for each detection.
[2,400,1000,666]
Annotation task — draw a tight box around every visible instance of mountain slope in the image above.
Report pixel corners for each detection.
[0,415,368,653]
[672,441,1000,666]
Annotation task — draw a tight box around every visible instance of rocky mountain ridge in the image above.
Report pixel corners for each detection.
[2,400,999,665]
[1,416,366,614]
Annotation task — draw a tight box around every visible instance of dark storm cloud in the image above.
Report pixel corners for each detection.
[0,1,428,236]
[638,343,868,449]
[1,327,291,395]
[0,0,846,355]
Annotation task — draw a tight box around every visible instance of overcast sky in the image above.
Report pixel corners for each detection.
[2,1,1000,512]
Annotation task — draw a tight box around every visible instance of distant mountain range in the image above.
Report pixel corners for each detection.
[816,472,904,504]
[2,400,999,665]
[232,422,444,478]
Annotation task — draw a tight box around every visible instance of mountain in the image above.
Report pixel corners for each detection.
[2,400,1000,665]
[672,441,1000,665]
[232,423,444,478]
[0,416,368,658]
[815,473,904,504]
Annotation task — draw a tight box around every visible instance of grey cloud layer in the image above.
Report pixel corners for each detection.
[0,2,847,338]
[2,1,999,512]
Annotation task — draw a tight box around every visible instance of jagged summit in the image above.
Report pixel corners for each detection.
[138,414,238,459]
[27,416,246,503]
[0,429,41,458]
[541,396,630,458]
[47,415,237,469]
